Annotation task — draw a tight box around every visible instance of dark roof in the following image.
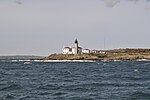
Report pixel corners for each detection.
[74,39,78,44]
[64,47,71,49]
[83,49,90,50]
[78,47,82,49]
[72,47,82,49]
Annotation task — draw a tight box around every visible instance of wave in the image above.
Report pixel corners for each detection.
[136,59,150,61]
[0,59,96,63]
[1,59,150,63]
[130,91,150,99]
[33,60,96,62]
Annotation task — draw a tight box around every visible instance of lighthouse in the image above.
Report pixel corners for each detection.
[74,39,78,54]
[62,39,82,54]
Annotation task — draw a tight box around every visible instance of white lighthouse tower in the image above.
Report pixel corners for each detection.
[74,39,78,54]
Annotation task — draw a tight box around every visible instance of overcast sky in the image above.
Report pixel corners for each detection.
[0,0,150,56]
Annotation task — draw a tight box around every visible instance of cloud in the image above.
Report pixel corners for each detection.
[104,0,120,7]
[14,0,24,5]
[11,0,150,7]
[103,0,150,8]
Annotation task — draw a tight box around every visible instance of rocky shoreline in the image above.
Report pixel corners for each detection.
[42,49,150,61]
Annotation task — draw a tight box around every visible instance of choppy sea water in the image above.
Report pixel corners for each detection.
[0,60,150,100]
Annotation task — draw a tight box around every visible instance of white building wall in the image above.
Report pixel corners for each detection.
[72,48,76,54]
[82,49,90,54]
[62,48,73,54]
[72,47,82,54]
[78,47,82,54]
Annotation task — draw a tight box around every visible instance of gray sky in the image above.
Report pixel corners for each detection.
[0,0,150,56]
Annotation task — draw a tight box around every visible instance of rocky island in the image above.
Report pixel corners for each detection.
[42,48,150,61]
[42,39,150,61]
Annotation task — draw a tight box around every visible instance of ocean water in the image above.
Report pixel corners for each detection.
[0,60,150,100]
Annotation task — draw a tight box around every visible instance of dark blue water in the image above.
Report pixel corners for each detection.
[0,60,150,100]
